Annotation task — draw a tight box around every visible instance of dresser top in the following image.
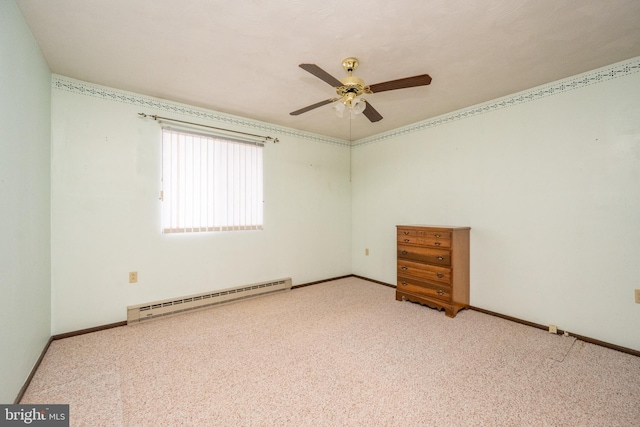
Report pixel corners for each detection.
[397,225,471,230]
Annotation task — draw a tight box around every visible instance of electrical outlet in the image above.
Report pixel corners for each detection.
[549,324,558,334]
[635,289,640,304]
[365,248,369,256]
[129,271,138,283]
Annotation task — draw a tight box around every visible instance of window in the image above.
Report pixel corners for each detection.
[161,127,263,233]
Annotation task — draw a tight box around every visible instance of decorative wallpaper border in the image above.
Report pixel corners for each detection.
[51,76,350,147]
[352,55,640,147]
[53,55,640,149]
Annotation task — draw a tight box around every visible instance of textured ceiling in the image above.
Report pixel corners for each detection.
[16,0,640,141]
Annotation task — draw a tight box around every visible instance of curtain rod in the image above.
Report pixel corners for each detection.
[138,113,279,143]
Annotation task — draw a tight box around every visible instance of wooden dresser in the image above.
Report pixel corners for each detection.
[396,225,470,318]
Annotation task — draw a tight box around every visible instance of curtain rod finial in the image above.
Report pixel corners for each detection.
[138,113,147,118]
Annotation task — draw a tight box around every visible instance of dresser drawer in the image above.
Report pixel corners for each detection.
[398,244,451,267]
[397,228,451,246]
[397,260,451,284]
[397,276,451,301]
[397,228,451,238]
[396,235,452,248]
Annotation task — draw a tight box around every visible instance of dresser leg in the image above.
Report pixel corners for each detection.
[445,304,469,318]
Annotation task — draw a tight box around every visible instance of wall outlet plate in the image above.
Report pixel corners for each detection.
[129,271,138,283]
[635,289,640,304]
[549,324,558,334]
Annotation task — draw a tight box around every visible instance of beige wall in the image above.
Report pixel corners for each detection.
[50,77,352,334]
[0,0,52,403]
[351,58,640,351]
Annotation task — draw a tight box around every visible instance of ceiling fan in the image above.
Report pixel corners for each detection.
[290,57,432,123]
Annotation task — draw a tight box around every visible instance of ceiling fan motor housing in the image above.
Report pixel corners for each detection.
[336,58,371,101]
[336,76,371,100]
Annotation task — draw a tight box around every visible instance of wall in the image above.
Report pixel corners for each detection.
[351,58,640,351]
[0,1,51,403]
[50,77,352,334]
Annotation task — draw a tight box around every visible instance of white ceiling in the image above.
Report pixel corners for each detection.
[16,0,640,141]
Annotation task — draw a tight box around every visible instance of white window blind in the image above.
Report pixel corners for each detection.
[161,127,264,233]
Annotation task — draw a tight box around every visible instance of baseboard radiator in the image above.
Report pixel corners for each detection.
[126,277,292,324]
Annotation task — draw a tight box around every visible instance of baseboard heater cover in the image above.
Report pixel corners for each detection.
[127,277,292,324]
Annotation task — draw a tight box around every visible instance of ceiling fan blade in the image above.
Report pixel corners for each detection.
[362,101,383,122]
[299,64,343,87]
[368,74,432,93]
[290,98,337,116]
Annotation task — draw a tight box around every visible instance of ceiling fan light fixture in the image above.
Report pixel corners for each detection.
[351,98,366,114]
[333,94,366,118]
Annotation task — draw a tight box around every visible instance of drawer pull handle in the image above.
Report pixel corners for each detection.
[404,239,410,242]
[434,242,441,246]
[437,290,444,295]
[435,234,441,238]
[437,273,444,278]
[401,251,407,255]
[404,231,409,235]
[401,281,408,286]
[436,256,444,260]
[401,266,408,270]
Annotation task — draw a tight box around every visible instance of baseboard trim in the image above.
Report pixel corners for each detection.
[291,275,353,289]
[351,274,396,288]
[14,336,53,404]
[470,306,640,358]
[292,274,396,290]
[51,321,127,341]
[470,306,549,331]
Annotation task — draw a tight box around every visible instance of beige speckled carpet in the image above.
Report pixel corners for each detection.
[21,277,640,426]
